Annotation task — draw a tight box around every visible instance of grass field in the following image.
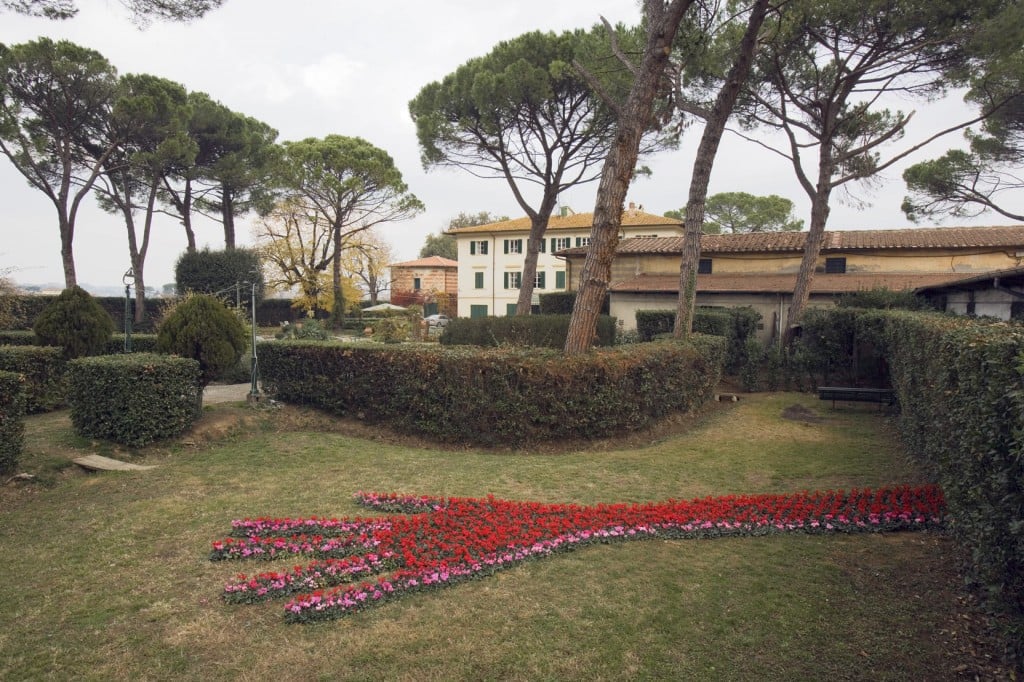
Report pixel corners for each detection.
[0,391,992,680]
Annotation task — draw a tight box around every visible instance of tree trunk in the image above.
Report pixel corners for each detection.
[674,202,703,336]
[330,219,344,328]
[515,201,557,315]
[564,0,695,354]
[673,0,769,338]
[60,215,77,289]
[221,185,236,249]
[783,192,830,345]
[181,180,197,253]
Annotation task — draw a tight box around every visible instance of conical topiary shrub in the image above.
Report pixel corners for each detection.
[32,285,114,359]
[156,294,247,388]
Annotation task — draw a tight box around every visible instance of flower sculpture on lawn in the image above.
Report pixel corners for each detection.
[210,486,946,623]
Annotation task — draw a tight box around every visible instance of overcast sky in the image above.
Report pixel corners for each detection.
[0,0,1014,292]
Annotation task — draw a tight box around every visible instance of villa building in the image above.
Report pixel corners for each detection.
[448,204,682,318]
[555,224,1024,341]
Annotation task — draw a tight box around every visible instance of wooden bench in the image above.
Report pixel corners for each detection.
[817,386,896,409]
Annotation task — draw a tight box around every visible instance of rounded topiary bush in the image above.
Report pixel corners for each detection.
[32,285,114,358]
[156,294,247,387]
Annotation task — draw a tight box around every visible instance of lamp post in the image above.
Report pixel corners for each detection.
[247,278,262,403]
[122,268,134,353]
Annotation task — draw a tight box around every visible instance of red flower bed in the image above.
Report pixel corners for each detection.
[210,485,946,623]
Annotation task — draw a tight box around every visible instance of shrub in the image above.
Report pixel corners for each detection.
[836,286,936,311]
[0,275,21,330]
[276,319,332,340]
[174,248,264,307]
[373,316,411,343]
[0,346,66,413]
[156,294,248,387]
[440,315,616,348]
[636,307,762,373]
[0,370,25,474]
[260,335,725,445]
[0,331,38,345]
[103,333,159,355]
[67,354,200,447]
[32,286,115,359]
[787,306,1024,664]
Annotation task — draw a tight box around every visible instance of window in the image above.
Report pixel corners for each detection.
[538,239,546,253]
[413,277,422,290]
[825,257,847,274]
[555,270,566,289]
[503,271,522,289]
[470,304,488,318]
[506,303,518,316]
[469,240,488,256]
[575,237,591,247]
[504,239,523,254]
[535,271,546,289]
[551,237,571,251]
[698,258,712,274]
[474,272,484,289]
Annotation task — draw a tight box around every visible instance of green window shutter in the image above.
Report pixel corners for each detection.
[539,239,546,253]
[481,241,488,255]
[470,304,488,318]
[555,270,566,289]
[503,272,509,289]
[575,237,581,247]
[506,303,517,316]
[470,241,476,255]
[474,272,484,289]
[503,240,509,254]
[537,272,546,289]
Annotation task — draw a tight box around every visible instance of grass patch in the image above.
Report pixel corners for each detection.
[0,391,989,680]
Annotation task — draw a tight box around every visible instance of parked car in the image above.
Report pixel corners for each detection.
[425,314,451,328]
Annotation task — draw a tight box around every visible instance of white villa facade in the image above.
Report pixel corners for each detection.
[449,204,683,318]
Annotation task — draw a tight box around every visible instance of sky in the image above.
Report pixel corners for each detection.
[0,0,1015,294]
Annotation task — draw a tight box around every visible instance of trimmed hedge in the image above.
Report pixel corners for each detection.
[537,291,609,315]
[260,335,726,445]
[440,314,616,348]
[0,331,38,345]
[5,294,308,331]
[103,333,159,354]
[0,370,26,474]
[636,307,762,373]
[794,307,1024,665]
[0,346,66,413]
[67,353,201,447]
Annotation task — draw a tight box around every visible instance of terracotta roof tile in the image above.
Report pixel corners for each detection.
[448,209,681,234]
[609,272,983,295]
[556,225,1024,256]
[390,256,458,268]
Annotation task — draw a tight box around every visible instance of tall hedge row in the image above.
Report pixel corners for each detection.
[0,370,26,474]
[636,307,761,373]
[801,308,1024,663]
[440,314,616,348]
[3,294,300,331]
[260,336,725,445]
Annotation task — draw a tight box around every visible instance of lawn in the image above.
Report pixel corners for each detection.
[0,391,987,680]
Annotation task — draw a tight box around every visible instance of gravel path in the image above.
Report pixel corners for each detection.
[203,383,254,403]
